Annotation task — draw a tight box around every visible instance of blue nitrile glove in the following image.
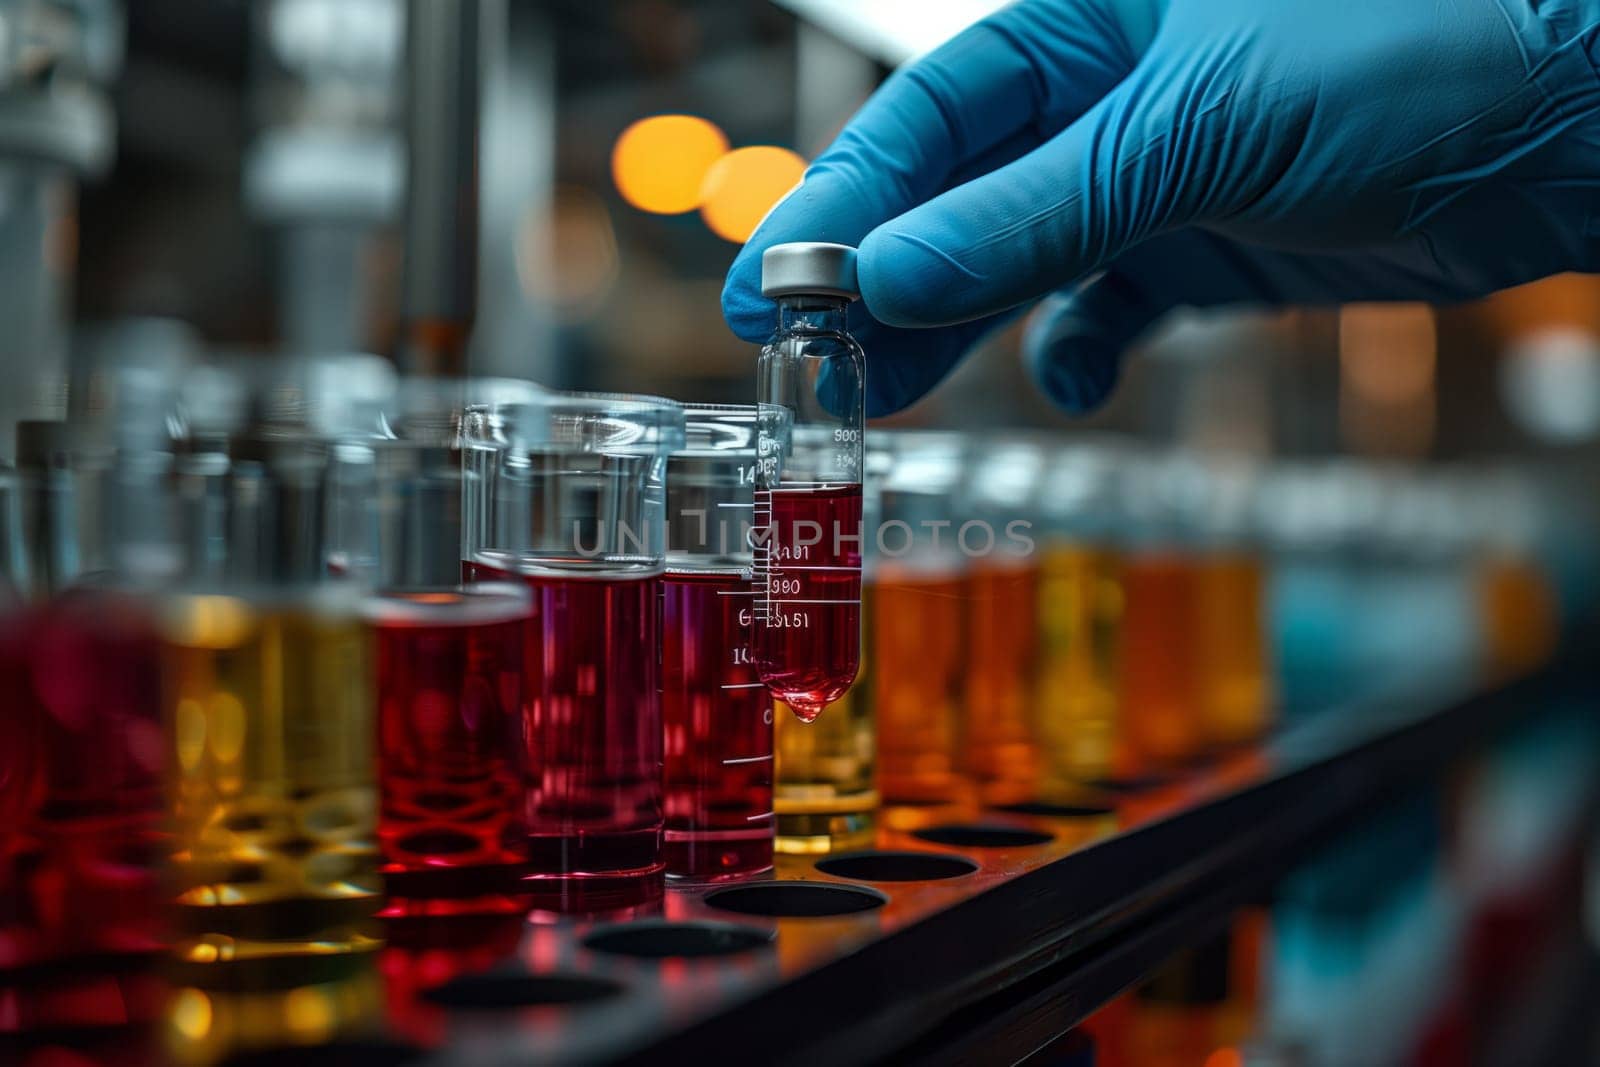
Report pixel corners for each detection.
[723,0,1600,416]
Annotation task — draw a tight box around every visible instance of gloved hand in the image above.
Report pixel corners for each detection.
[722,0,1600,416]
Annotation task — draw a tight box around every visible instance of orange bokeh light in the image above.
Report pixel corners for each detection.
[611,114,730,215]
[698,145,807,243]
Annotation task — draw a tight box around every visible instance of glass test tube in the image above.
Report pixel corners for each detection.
[358,379,542,915]
[463,390,684,912]
[959,439,1046,806]
[1192,456,1274,749]
[662,404,774,880]
[1467,469,1559,678]
[1114,451,1206,778]
[1032,442,1126,796]
[1258,462,1372,717]
[874,432,971,812]
[773,442,883,853]
[753,242,866,721]
[1,405,170,1037]
[773,601,878,853]
[162,355,390,988]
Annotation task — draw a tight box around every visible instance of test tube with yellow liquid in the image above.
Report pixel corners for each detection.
[773,591,878,853]
[162,358,390,1007]
[1031,442,1126,796]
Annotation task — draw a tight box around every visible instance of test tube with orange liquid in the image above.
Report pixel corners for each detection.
[1191,456,1274,750]
[874,432,971,820]
[1114,452,1206,778]
[1469,470,1559,678]
[957,440,1046,806]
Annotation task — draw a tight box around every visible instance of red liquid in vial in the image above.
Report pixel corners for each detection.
[0,592,166,1033]
[373,588,532,913]
[662,569,774,879]
[464,557,664,907]
[753,484,863,721]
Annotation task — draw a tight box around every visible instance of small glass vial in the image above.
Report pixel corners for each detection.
[753,242,866,722]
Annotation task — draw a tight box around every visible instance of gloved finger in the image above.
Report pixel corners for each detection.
[723,0,1137,344]
[1021,227,1492,413]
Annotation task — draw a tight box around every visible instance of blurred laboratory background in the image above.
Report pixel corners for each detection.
[8,0,1598,454]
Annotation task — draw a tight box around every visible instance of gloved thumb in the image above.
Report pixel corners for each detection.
[855,69,1193,330]
[1022,273,1155,414]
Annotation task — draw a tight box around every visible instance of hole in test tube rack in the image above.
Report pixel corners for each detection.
[582,920,774,959]
[814,851,979,882]
[990,802,1116,819]
[422,971,626,1009]
[703,880,888,918]
[910,825,1055,849]
[223,1039,427,1067]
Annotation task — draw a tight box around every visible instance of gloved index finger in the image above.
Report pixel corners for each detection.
[724,0,1135,342]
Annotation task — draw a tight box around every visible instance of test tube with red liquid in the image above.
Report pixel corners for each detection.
[370,586,531,910]
[360,380,541,914]
[754,243,866,722]
[662,405,774,879]
[462,390,685,912]
[1,417,169,1035]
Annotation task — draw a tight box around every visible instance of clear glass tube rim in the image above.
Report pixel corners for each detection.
[463,388,687,456]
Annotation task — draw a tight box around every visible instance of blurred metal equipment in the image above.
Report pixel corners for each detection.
[399,0,479,377]
[244,0,404,354]
[473,0,554,383]
[0,0,120,463]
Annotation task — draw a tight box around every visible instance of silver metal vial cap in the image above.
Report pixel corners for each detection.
[760,242,860,300]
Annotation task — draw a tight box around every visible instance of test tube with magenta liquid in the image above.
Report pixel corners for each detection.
[662,404,775,879]
[753,242,866,721]
[463,390,684,913]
